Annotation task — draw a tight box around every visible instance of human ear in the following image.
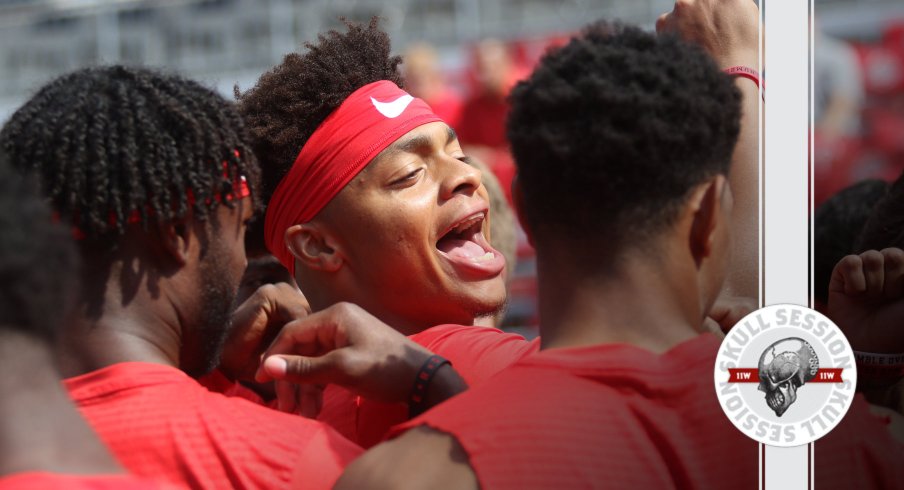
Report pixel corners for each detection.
[688,175,729,267]
[285,223,344,272]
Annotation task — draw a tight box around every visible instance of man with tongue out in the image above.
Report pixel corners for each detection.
[237,19,538,447]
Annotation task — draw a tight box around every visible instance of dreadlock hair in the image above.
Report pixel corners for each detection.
[0,151,77,341]
[507,22,741,257]
[236,17,404,253]
[0,65,261,252]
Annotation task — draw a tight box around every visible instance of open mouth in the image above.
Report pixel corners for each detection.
[435,211,505,276]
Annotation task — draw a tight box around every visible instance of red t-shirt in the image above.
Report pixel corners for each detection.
[0,473,158,489]
[66,362,362,490]
[393,334,760,489]
[815,396,904,489]
[395,333,904,488]
[318,324,540,448]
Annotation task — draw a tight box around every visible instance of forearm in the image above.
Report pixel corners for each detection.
[717,50,761,299]
[727,77,760,299]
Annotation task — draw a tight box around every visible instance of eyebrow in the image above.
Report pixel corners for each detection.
[383,125,458,157]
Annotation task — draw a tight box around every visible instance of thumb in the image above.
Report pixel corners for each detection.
[257,351,347,385]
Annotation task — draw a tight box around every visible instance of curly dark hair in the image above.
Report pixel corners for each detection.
[814,179,888,303]
[236,17,404,216]
[0,152,77,341]
[855,173,904,252]
[0,65,261,248]
[507,22,741,251]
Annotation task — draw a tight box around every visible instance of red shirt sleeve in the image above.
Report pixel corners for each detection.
[411,324,540,385]
[318,325,539,448]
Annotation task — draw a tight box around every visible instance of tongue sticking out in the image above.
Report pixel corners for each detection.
[437,238,487,259]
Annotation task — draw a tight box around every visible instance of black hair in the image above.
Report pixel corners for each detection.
[0,152,77,340]
[814,179,888,304]
[506,22,741,251]
[854,173,904,253]
[0,65,260,249]
[236,17,404,251]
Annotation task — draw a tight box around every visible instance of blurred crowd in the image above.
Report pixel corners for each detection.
[815,20,904,205]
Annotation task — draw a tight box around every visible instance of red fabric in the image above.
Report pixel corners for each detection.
[815,396,904,489]
[264,81,443,275]
[197,369,268,405]
[318,324,539,448]
[424,89,463,130]
[393,334,759,489]
[457,92,510,149]
[65,362,362,490]
[0,473,158,489]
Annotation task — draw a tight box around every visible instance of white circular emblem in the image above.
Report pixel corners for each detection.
[713,304,857,447]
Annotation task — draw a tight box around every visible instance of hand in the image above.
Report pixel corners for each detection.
[255,302,451,407]
[217,283,311,381]
[707,294,758,333]
[828,248,904,353]
[656,0,759,69]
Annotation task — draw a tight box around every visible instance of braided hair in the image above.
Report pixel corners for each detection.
[0,65,260,249]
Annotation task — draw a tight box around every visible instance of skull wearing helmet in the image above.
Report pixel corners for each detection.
[757,338,819,417]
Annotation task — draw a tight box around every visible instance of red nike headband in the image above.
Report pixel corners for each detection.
[264,80,443,275]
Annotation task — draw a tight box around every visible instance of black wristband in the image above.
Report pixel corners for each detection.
[408,354,451,419]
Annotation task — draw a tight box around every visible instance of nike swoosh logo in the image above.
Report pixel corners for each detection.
[371,94,414,118]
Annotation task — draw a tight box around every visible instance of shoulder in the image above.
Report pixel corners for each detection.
[336,426,477,490]
[411,325,539,385]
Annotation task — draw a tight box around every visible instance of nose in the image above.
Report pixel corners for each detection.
[439,157,482,201]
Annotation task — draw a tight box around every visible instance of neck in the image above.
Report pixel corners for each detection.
[0,331,122,476]
[58,256,184,378]
[300,270,476,336]
[536,243,707,353]
[307,293,465,336]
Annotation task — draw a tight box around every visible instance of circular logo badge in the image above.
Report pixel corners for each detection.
[713,304,857,447]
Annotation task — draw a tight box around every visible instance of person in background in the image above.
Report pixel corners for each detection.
[0,152,155,490]
[0,65,466,489]
[403,42,464,129]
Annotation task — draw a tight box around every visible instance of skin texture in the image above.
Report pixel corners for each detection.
[290,121,507,335]
[0,331,124,477]
[58,199,254,379]
[339,2,760,486]
[658,0,761,301]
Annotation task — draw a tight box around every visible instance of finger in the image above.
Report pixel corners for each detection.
[298,384,324,419]
[257,351,349,386]
[861,250,886,298]
[261,310,341,360]
[829,254,866,296]
[881,248,904,299]
[275,380,298,414]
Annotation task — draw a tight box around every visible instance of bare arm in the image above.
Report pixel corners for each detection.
[658,0,761,299]
[335,426,478,490]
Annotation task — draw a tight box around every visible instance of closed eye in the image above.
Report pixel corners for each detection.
[390,168,424,187]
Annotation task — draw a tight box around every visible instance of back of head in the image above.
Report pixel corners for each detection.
[854,173,904,252]
[0,65,260,250]
[507,23,741,258]
[814,179,888,304]
[237,17,404,253]
[0,152,76,342]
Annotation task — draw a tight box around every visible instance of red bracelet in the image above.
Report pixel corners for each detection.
[408,355,451,418]
[724,66,765,102]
